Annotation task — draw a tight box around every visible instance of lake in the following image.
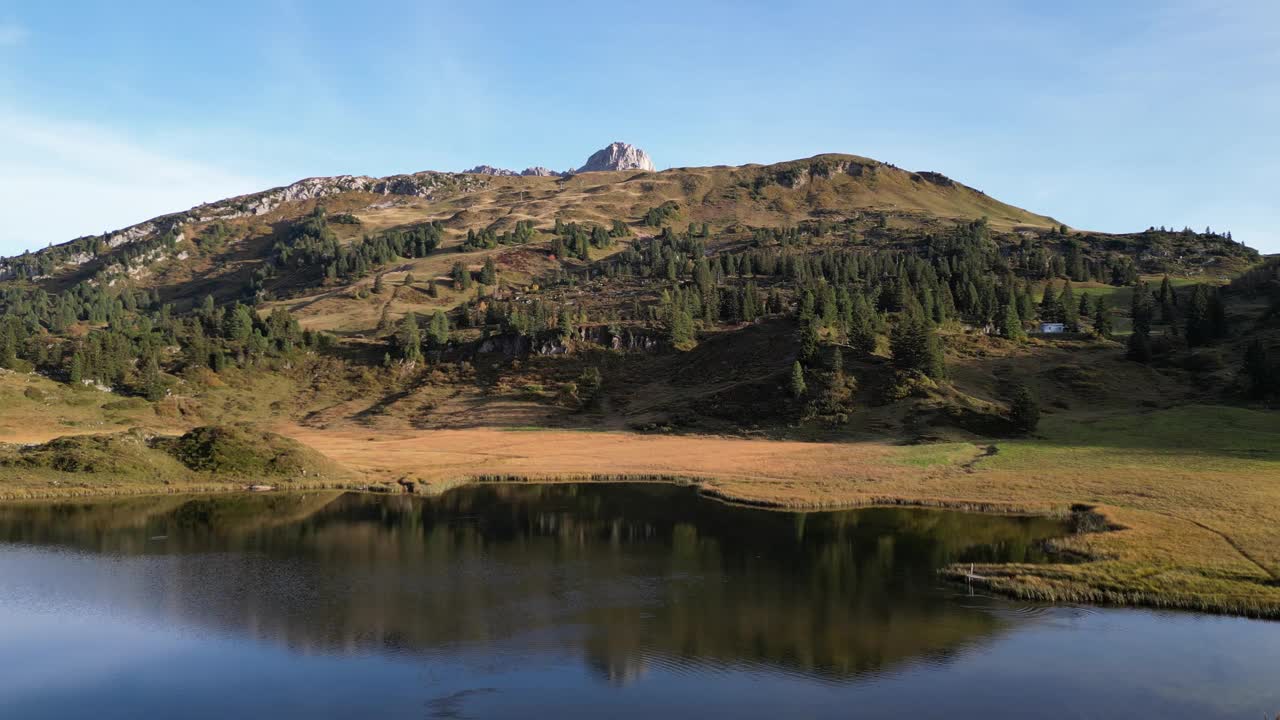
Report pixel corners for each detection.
[0,484,1276,719]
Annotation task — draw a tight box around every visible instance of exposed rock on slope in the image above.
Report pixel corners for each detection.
[463,165,518,177]
[464,164,565,177]
[578,142,655,173]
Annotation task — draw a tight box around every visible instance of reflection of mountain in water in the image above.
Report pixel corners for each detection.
[0,485,1068,683]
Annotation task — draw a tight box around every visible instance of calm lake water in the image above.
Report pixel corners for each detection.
[0,484,1276,719]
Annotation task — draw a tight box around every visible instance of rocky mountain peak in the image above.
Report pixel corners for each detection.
[577,142,655,173]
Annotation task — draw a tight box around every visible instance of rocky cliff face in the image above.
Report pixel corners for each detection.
[577,142,655,173]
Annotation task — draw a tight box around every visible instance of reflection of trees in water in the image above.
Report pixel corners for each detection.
[0,485,1067,682]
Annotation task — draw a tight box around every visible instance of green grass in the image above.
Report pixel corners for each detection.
[988,405,1280,473]
[893,442,984,468]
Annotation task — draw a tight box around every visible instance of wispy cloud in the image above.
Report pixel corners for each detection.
[0,22,28,47]
[0,111,266,256]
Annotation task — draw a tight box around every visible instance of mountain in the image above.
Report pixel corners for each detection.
[0,152,1061,287]
[0,149,1265,445]
[578,142,655,172]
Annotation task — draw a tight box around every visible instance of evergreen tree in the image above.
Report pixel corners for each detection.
[1092,298,1113,337]
[1038,281,1060,322]
[142,356,164,402]
[847,292,877,353]
[1059,280,1078,331]
[799,317,820,365]
[1131,280,1155,335]
[1158,275,1177,322]
[69,351,84,384]
[399,312,423,362]
[479,257,497,286]
[428,310,450,348]
[790,361,807,399]
[999,299,1025,341]
[890,308,945,379]
[451,262,473,290]
[1185,284,1212,347]
[1009,384,1040,434]
[558,307,576,341]
[666,303,695,350]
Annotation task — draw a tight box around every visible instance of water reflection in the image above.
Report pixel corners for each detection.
[0,484,1070,682]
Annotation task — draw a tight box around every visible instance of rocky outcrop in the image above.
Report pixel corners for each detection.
[463,165,518,177]
[577,142,655,173]
[465,165,565,177]
[770,157,880,189]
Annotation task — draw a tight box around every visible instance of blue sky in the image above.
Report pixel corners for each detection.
[0,0,1276,255]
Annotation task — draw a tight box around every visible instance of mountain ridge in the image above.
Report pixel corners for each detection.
[1,151,1052,279]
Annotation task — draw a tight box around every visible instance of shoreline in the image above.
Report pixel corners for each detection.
[2,470,1277,620]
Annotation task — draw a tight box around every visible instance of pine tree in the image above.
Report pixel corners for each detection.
[69,351,84,384]
[400,312,423,362]
[890,308,945,379]
[847,292,877,353]
[799,317,820,365]
[1093,298,1112,337]
[1038,281,1060,322]
[479,257,497,286]
[428,310,450,348]
[999,299,1025,341]
[1009,384,1040,433]
[667,304,695,350]
[142,356,164,402]
[1131,281,1155,335]
[558,307,575,341]
[790,361,807,399]
[1077,292,1092,321]
[1058,280,1077,328]
[1185,284,1211,347]
[451,262,472,290]
[1158,276,1177,322]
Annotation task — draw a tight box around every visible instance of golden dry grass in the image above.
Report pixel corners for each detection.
[274,405,1280,617]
